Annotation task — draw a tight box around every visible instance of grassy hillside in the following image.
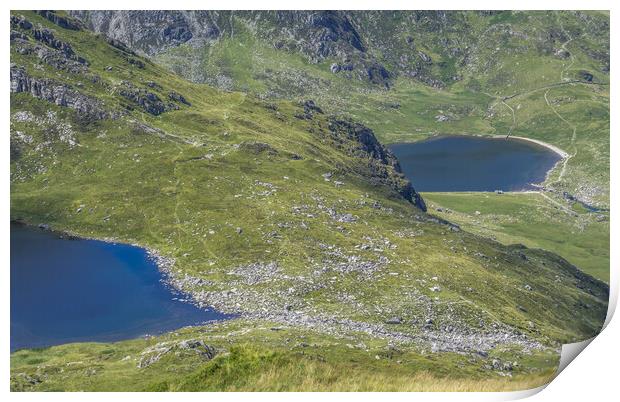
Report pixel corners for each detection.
[137,10,612,286]
[424,192,609,282]
[11,319,559,392]
[9,11,609,391]
[137,10,610,207]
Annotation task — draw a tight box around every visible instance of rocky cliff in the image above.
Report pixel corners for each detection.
[68,10,610,91]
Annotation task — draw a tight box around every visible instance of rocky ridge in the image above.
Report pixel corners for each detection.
[10,65,114,121]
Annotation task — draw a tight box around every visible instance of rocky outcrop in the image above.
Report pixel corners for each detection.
[35,10,82,31]
[10,65,113,121]
[104,36,137,56]
[168,90,191,106]
[11,38,88,74]
[11,15,88,66]
[68,10,393,87]
[137,339,217,369]
[68,10,609,91]
[118,81,179,116]
[300,11,366,58]
[69,10,220,55]
[10,15,32,30]
[295,100,323,119]
[327,118,426,211]
[31,28,85,62]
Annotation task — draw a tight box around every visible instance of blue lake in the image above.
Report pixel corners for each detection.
[389,136,562,192]
[10,223,228,351]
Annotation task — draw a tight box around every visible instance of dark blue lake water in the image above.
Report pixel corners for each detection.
[10,224,228,351]
[389,136,562,192]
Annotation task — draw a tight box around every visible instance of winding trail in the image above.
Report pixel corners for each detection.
[500,100,516,138]
[543,89,577,186]
[478,29,589,215]
[539,191,575,215]
[558,21,575,82]
[484,29,581,189]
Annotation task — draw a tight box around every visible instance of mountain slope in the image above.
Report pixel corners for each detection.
[70,10,610,209]
[10,11,608,391]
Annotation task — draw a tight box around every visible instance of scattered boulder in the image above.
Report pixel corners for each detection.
[118,81,178,116]
[385,317,403,324]
[168,90,191,106]
[138,339,216,369]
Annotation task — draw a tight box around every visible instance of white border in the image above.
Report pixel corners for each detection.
[2,1,617,400]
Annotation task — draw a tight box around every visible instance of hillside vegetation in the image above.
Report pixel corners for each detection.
[68,11,610,284]
[72,10,609,206]
[9,11,609,391]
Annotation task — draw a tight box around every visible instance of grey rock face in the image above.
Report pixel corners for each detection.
[118,81,179,116]
[68,10,393,87]
[11,38,88,74]
[31,28,81,59]
[10,65,114,121]
[11,15,88,66]
[69,10,221,56]
[35,10,82,31]
[68,10,609,91]
[326,118,426,211]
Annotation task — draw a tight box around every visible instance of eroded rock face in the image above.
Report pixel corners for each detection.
[10,65,113,121]
[35,10,82,31]
[302,11,366,58]
[68,10,394,87]
[11,39,88,74]
[10,15,88,66]
[326,118,426,211]
[69,10,220,55]
[118,81,179,116]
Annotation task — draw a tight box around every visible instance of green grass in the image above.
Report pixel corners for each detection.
[423,192,609,282]
[9,10,609,391]
[147,10,610,208]
[10,319,559,392]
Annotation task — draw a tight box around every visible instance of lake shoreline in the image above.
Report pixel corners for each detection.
[496,135,569,159]
[390,133,570,192]
[388,133,569,160]
[10,220,197,308]
[389,135,562,193]
[10,220,232,351]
